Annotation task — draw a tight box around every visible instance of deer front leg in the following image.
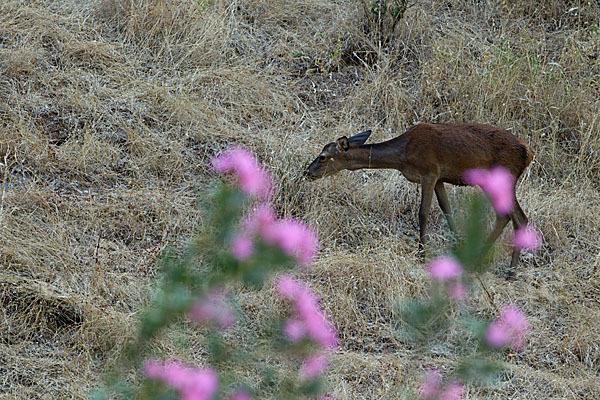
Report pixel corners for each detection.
[418,176,437,251]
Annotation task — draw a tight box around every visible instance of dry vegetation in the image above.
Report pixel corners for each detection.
[1,0,599,398]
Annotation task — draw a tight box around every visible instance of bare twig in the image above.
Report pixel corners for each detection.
[476,274,498,313]
[94,230,102,265]
[0,147,9,214]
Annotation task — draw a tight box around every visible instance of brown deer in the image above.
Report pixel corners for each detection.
[305,123,534,271]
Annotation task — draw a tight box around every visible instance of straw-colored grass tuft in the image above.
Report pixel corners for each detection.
[1,0,599,398]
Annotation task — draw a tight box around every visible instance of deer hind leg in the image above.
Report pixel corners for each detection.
[418,176,437,250]
[508,197,529,270]
[434,181,456,233]
[486,212,515,278]
[488,214,511,245]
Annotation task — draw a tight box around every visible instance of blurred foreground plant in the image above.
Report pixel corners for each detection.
[93,148,337,399]
[397,166,541,399]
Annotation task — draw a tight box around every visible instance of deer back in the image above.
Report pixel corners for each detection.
[401,123,534,185]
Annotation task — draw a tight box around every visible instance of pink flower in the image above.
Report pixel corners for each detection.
[276,275,338,349]
[296,290,338,349]
[229,389,252,400]
[188,291,235,330]
[463,168,488,187]
[244,206,319,267]
[277,275,302,299]
[440,381,465,400]
[428,257,463,282]
[464,166,515,215]
[419,369,442,399]
[144,360,219,400]
[283,318,307,342]
[231,234,254,261]
[485,321,508,348]
[244,204,276,235]
[419,371,465,400]
[211,148,273,200]
[449,282,468,301]
[485,305,530,352]
[264,219,319,267]
[513,225,541,251]
[500,305,530,351]
[301,353,331,380]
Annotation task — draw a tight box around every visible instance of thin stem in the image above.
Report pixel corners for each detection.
[476,274,498,313]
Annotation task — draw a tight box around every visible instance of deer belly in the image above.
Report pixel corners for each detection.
[399,166,422,183]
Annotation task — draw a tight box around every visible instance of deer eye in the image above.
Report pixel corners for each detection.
[318,155,327,162]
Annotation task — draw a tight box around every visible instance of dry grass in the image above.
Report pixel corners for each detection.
[1,0,599,398]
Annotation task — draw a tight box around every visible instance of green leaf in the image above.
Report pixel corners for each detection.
[395,296,450,343]
[452,195,494,273]
[454,356,504,384]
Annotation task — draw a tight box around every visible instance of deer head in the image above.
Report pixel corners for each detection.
[304,130,372,180]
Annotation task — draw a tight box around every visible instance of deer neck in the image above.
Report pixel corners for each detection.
[345,139,406,170]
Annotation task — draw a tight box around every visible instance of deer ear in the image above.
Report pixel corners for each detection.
[336,136,349,152]
[348,130,372,147]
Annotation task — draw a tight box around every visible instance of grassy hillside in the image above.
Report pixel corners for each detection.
[1,0,599,398]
